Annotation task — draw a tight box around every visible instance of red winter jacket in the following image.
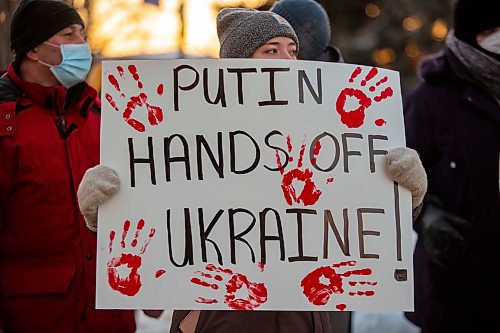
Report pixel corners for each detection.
[0,65,135,333]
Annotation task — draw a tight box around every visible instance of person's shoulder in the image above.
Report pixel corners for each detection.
[0,72,21,104]
[317,46,343,63]
[70,82,100,115]
[408,53,461,100]
[416,52,455,85]
[84,84,101,116]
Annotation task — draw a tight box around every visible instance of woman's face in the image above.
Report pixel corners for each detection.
[251,37,298,60]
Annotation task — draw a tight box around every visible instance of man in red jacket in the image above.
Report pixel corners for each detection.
[0,1,136,332]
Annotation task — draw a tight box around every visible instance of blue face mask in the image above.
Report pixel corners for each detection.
[39,42,92,88]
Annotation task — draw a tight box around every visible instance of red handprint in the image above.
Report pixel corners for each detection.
[107,219,156,296]
[276,135,322,206]
[105,65,164,132]
[191,264,268,310]
[301,261,376,310]
[336,66,394,128]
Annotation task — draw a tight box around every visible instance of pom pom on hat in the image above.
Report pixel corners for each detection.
[10,0,84,60]
[271,0,331,60]
[217,8,299,58]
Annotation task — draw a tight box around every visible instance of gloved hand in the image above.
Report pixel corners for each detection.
[385,147,427,209]
[77,165,120,232]
[417,196,471,269]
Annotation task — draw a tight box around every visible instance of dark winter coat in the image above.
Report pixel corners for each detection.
[0,65,136,333]
[170,310,331,333]
[315,46,343,63]
[403,50,500,331]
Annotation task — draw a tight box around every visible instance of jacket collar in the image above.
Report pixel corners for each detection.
[7,64,98,116]
[8,64,70,112]
[418,51,500,126]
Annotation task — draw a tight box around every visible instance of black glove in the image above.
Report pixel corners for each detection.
[417,196,471,269]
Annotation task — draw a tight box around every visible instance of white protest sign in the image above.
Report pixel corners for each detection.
[97,59,413,311]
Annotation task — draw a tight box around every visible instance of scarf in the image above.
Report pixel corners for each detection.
[446,31,500,101]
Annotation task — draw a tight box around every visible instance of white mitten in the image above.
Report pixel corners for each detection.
[385,147,427,209]
[77,165,120,232]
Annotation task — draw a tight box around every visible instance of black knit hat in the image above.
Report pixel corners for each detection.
[10,0,84,60]
[453,0,500,45]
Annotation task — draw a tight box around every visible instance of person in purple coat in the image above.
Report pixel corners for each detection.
[403,0,500,332]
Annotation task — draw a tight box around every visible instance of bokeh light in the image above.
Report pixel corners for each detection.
[431,19,448,41]
[365,3,380,18]
[372,48,396,66]
[404,42,420,58]
[402,15,423,32]
[0,10,6,24]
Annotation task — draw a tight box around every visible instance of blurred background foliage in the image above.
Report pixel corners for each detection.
[0,0,455,94]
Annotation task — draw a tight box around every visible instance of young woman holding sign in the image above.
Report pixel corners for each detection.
[77,8,427,333]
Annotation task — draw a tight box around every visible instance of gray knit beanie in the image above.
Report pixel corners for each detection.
[271,0,331,60]
[217,8,299,59]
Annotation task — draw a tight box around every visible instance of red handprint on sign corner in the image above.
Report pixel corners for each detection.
[301,261,376,310]
[276,135,323,206]
[107,219,156,296]
[191,264,268,310]
[105,65,164,133]
[336,66,393,129]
